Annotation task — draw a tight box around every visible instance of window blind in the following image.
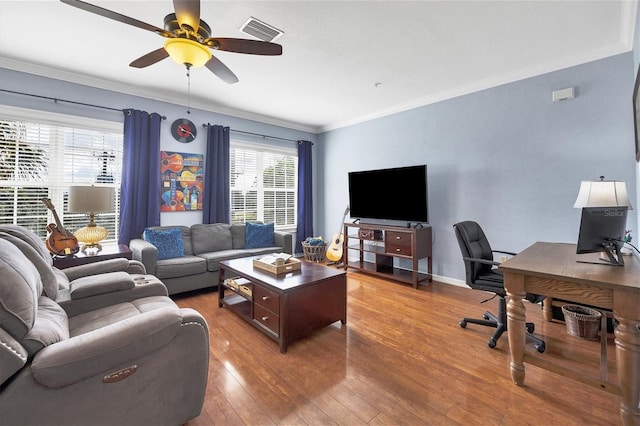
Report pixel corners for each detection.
[230,141,297,230]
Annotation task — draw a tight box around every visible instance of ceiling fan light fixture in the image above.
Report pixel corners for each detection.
[164,38,211,68]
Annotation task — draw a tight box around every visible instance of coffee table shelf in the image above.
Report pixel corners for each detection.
[222,292,252,318]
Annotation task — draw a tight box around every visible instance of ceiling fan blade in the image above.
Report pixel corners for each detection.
[208,38,282,56]
[129,48,169,68]
[173,0,200,33]
[60,0,169,36]
[205,56,239,84]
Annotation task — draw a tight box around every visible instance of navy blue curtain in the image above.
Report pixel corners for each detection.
[203,124,230,224]
[296,140,313,253]
[118,109,162,244]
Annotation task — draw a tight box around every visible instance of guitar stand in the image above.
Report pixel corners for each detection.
[326,260,344,268]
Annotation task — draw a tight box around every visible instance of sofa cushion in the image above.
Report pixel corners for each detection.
[35,297,183,389]
[155,255,208,280]
[230,224,246,249]
[68,296,178,336]
[0,225,53,266]
[247,246,285,257]
[0,240,41,341]
[191,223,233,254]
[0,232,57,299]
[53,268,70,291]
[245,222,275,249]
[144,227,185,260]
[197,249,252,272]
[21,296,69,357]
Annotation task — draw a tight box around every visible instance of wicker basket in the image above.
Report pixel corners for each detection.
[561,304,602,340]
[302,242,327,262]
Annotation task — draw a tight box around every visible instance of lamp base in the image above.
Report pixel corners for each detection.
[81,243,103,255]
[74,224,108,256]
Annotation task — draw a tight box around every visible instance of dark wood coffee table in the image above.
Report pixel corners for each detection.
[218,256,347,353]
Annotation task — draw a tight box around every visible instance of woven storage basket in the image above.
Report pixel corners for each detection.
[561,304,602,340]
[302,242,327,262]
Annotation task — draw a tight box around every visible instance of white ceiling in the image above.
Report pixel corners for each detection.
[0,1,636,133]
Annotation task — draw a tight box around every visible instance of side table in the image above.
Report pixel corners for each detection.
[52,244,132,269]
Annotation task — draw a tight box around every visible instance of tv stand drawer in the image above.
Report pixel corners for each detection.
[386,244,412,256]
[385,231,412,256]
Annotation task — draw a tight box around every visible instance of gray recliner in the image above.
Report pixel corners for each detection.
[0,224,165,316]
[0,228,210,425]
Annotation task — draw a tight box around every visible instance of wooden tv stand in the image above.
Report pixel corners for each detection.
[343,223,432,288]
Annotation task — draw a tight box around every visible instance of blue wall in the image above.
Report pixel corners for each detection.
[0,68,318,229]
[1,51,638,285]
[318,53,638,284]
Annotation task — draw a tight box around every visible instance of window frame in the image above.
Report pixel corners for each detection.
[229,139,298,232]
[0,105,123,241]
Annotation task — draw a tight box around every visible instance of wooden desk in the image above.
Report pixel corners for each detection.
[500,242,640,426]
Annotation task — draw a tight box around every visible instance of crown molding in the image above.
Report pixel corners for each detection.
[0,56,321,134]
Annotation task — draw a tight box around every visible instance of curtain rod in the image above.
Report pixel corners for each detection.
[0,89,166,119]
[201,123,302,143]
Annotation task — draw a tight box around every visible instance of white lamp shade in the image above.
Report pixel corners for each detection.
[573,180,633,209]
[68,186,115,213]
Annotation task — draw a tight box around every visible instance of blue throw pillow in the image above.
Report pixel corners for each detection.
[144,227,184,260]
[245,222,275,249]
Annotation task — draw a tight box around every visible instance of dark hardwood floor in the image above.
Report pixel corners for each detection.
[173,271,621,425]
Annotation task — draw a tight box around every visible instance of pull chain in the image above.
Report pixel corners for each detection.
[186,64,192,115]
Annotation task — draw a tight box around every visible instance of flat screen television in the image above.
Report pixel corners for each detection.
[348,165,428,224]
[576,206,628,266]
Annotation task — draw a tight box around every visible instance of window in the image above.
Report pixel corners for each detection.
[0,107,123,241]
[230,141,297,230]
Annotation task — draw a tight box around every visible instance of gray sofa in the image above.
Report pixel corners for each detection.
[0,225,210,425]
[129,223,294,295]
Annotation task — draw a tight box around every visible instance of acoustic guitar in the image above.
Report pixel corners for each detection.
[41,198,80,256]
[326,207,350,262]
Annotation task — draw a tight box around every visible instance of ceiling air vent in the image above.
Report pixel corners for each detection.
[239,17,283,42]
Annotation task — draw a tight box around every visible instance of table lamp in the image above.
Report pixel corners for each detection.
[68,185,115,253]
[573,176,632,209]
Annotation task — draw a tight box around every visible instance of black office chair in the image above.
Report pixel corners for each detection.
[453,221,545,353]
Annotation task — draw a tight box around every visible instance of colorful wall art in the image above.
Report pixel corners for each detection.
[160,151,204,212]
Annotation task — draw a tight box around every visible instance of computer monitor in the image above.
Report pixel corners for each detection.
[576,206,629,266]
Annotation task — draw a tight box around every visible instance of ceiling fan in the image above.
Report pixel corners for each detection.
[60,0,283,84]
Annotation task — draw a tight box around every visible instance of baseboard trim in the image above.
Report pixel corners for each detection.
[431,274,467,288]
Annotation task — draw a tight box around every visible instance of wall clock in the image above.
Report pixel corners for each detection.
[171,118,197,143]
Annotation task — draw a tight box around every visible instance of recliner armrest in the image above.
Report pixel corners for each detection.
[129,239,158,275]
[61,258,134,282]
[57,275,168,317]
[69,271,135,300]
[274,231,293,255]
[31,305,182,389]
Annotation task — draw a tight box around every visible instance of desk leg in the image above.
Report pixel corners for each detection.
[614,312,640,425]
[505,272,526,386]
[542,297,554,322]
